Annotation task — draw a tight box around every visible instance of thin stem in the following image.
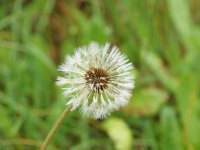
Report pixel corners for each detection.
[40,105,71,150]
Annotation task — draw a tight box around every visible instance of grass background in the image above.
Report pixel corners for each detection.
[0,0,200,150]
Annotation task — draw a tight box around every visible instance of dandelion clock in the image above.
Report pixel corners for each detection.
[57,42,134,119]
[41,42,135,150]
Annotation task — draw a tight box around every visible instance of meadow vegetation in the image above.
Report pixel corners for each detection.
[0,0,200,150]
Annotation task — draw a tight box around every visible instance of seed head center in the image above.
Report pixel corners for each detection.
[85,67,110,92]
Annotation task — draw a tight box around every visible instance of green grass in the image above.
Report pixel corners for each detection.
[0,0,200,150]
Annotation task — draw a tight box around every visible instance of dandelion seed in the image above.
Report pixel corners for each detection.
[57,42,134,119]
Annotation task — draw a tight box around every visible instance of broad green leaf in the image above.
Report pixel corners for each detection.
[102,118,133,150]
[167,0,192,39]
[159,107,183,150]
[124,88,168,116]
[143,52,177,92]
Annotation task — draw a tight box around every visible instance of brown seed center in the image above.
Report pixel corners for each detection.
[85,67,110,92]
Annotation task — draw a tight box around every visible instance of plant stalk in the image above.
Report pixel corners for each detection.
[40,105,71,150]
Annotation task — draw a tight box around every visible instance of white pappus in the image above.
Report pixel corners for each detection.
[57,42,135,119]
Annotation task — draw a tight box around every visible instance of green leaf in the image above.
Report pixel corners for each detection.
[159,107,183,150]
[102,118,133,150]
[167,0,192,39]
[124,88,168,116]
[143,52,177,92]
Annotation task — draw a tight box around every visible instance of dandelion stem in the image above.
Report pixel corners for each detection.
[40,105,71,150]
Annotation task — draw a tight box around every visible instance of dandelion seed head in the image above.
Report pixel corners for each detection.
[57,42,135,119]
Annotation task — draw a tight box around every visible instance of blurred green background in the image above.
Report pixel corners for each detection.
[0,0,200,150]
